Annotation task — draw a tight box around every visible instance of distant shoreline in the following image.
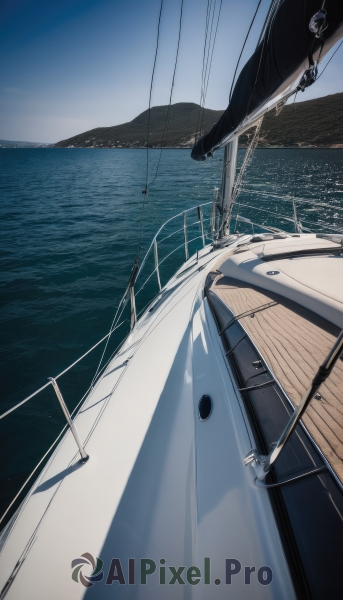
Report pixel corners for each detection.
[52,94,343,150]
[2,145,343,150]
[3,93,343,150]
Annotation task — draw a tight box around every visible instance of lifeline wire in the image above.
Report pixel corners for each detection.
[0,324,131,525]
[0,319,127,420]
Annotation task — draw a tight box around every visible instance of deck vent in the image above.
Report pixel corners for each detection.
[198,395,212,421]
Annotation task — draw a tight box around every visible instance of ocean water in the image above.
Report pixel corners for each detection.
[1,147,343,522]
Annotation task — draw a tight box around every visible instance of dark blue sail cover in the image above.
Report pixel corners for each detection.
[191,0,343,161]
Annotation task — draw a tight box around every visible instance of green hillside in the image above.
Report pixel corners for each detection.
[55,93,343,149]
[54,103,223,148]
[254,92,343,148]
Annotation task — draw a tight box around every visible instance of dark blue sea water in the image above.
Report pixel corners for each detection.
[1,147,343,522]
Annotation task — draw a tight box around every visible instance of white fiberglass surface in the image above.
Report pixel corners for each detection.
[267,255,343,306]
[0,246,294,600]
[190,299,295,600]
[220,237,343,328]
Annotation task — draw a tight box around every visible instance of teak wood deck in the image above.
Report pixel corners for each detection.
[211,273,343,483]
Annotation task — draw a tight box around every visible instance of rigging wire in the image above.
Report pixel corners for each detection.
[196,0,223,141]
[316,39,343,81]
[231,29,342,233]
[219,1,266,235]
[199,0,213,108]
[225,3,275,234]
[146,0,185,191]
[198,0,223,138]
[143,0,185,227]
[89,295,128,388]
[139,0,165,251]
[195,0,261,144]
[203,0,223,102]
[195,0,213,141]
[202,0,217,104]
[196,0,220,140]
[90,0,184,383]
[144,0,164,195]
[228,0,263,104]
[232,117,264,207]
[222,117,264,236]
[245,29,267,118]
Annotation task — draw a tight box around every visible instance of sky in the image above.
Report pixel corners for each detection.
[1,0,343,143]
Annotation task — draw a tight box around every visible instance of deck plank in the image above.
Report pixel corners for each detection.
[211,274,343,483]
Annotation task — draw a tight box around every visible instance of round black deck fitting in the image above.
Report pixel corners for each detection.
[198,395,212,421]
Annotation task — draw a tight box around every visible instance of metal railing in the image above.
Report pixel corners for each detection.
[129,202,213,326]
[1,201,214,422]
[1,187,342,522]
[0,201,214,524]
[232,189,343,235]
[2,191,341,429]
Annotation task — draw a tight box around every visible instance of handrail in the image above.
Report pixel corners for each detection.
[0,199,214,522]
[0,358,105,525]
[234,189,343,235]
[2,191,340,422]
[135,233,207,297]
[241,188,343,213]
[136,201,212,281]
[237,202,300,225]
[0,319,127,420]
[236,215,288,234]
[49,377,89,462]
[157,217,210,246]
[236,203,342,234]
[1,202,213,421]
[157,224,186,245]
[1,191,341,524]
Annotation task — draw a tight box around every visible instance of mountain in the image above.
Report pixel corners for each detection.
[54,103,224,148]
[54,93,343,149]
[0,140,51,148]
[252,92,343,148]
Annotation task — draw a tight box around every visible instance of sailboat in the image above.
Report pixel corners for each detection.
[1,1,343,598]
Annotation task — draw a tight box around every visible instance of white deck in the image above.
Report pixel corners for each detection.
[219,234,343,328]
[0,242,297,599]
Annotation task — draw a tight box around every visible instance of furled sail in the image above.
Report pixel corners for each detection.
[191,0,343,161]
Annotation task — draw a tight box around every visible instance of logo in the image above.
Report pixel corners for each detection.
[71,555,273,587]
[71,553,104,588]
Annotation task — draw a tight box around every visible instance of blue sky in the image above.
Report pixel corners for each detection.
[1,0,342,143]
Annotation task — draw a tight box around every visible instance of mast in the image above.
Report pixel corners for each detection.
[219,137,238,239]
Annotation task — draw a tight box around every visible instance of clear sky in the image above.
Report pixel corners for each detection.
[1,0,342,143]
